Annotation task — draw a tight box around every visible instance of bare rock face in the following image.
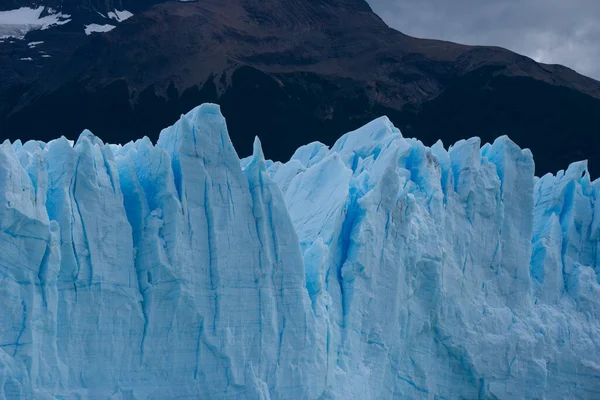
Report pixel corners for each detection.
[1,0,600,176]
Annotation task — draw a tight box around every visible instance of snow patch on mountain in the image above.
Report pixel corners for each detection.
[0,7,70,39]
[108,10,133,22]
[84,10,131,35]
[84,23,115,35]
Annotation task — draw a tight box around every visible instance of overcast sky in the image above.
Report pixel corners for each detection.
[366,0,600,81]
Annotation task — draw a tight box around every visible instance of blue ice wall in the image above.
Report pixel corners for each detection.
[0,104,599,399]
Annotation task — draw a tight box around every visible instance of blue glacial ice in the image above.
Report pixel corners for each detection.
[0,103,599,399]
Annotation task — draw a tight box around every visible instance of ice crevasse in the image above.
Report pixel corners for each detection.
[0,103,599,399]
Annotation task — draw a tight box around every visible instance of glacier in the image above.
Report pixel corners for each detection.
[0,103,599,399]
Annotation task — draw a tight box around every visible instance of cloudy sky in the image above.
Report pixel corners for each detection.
[366,0,600,81]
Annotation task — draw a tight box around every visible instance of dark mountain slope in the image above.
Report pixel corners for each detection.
[1,0,599,175]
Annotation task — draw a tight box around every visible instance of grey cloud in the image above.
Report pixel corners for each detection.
[366,0,600,80]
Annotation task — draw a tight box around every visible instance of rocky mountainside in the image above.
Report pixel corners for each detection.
[1,0,599,175]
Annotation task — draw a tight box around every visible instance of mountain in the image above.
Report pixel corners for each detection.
[1,103,599,398]
[1,0,600,176]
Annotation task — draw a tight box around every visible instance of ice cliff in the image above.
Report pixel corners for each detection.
[0,103,599,399]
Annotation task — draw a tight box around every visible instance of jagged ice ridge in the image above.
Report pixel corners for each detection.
[0,104,599,399]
